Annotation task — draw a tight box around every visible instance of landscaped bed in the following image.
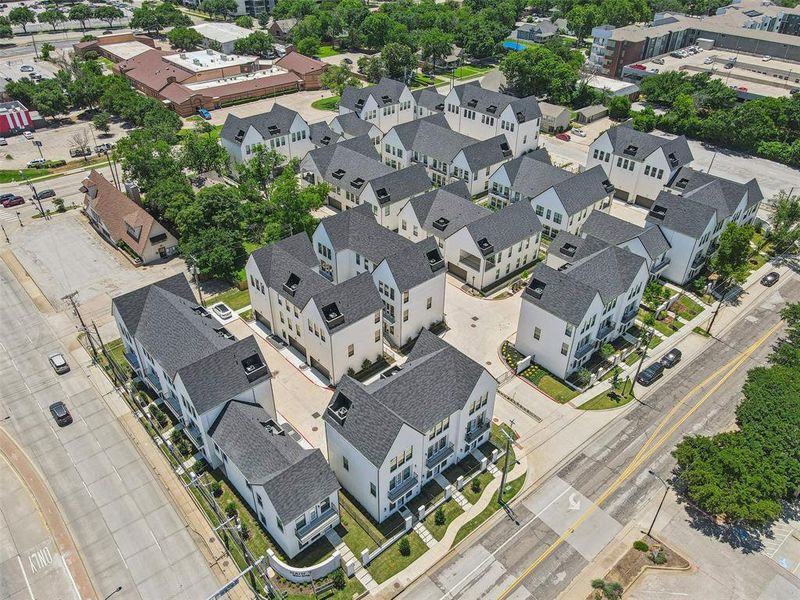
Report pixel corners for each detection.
[367,531,428,584]
[423,499,464,541]
[670,295,704,320]
[453,473,526,545]
[578,385,634,411]
[312,96,340,111]
[500,342,578,403]
[462,471,495,504]
[337,491,405,556]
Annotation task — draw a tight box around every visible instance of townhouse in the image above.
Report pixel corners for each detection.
[397,182,487,245]
[338,78,415,132]
[645,169,762,285]
[516,245,649,379]
[442,82,541,156]
[356,165,432,231]
[324,330,496,522]
[208,400,340,558]
[330,112,383,145]
[312,204,447,347]
[412,87,445,118]
[309,121,342,148]
[246,233,384,383]
[381,114,514,196]
[220,104,314,165]
[488,153,614,236]
[586,122,693,206]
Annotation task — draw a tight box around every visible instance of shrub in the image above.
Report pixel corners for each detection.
[470,477,481,494]
[398,536,411,556]
[434,507,446,526]
[361,358,372,371]
[330,568,346,590]
[347,367,356,377]
[53,198,66,213]
[575,367,591,386]
[599,343,615,360]
[650,550,667,565]
[211,481,222,497]
[239,521,250,540]
[633,540,649,552]
[225,501,238,518]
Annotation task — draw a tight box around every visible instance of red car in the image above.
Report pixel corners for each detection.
[555,133,571,141]
[629,64,647,70]
[1,195,24,207]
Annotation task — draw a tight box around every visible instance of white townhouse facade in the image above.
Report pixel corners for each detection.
[338,78,416,133]
[246,233,384,383]
[381,114,514,196]
[208,400,340,558]
[586,122,693,207]
[488,154,614,237]
[412,88,445,119]
[330,112,383,145]
[516,245,649,380]
[442,81,541,156]
[220,104,314,165]
[357,165,432,231]
[324,331,496,522]
[312,205,447,348]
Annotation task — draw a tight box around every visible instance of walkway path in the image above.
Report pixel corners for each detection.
[434,473,472,509]
[414,522,436,549]
[326,530,378,593]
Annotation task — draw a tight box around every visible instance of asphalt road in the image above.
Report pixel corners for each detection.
[0,258,218,600]
[401,272,800,600]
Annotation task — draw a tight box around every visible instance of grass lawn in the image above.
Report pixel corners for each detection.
[312,96,340,111]
[653,317,683,337]
[671,295,704,321]
[423,499,464,541]
[454,473,526,546]
[578,386,634,410]
[490,422,517,473]
[624,351,642,366]
[208,287,251,310]
[0,168,45,183]
[367,531,428,584]
[692,325,711,337]
[409,73,448,88]
[454,65,492,79]
[501,342,577,403]
[317,45,340,57]
[178,124,222,140]
[747,252,770,272]
[284,577,364,600]
[462,471,495,505]
[337,491,405,556]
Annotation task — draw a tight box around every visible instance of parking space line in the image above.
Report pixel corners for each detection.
[16,555,35,600]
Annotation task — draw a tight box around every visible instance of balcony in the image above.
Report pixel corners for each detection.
[621,307,638,324]
[465,421,489,444]
[296,507,339,545]
[574,342,594,360]
[650,256,671,274]
[425,443,454,469]
[123,348,140,371]
[383,308,396,324]
[160,390,181,417]
[184,420,203,450]
[691,253,706,269]
[597,321,616,340]
[388,474,418,502]
[144,369,162,393]
[459,253,482,272]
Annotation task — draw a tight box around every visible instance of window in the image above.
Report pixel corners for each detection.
[276,516,284,532]
[545,209,552,220]
[565,324,573,337]
[561,342,569,356]
[533,326,541,340]
[370,482,377,497]
[402,310,408,322]
[347,344,354,357]
[427,297,433,309]
[342,456,349,471]
[403,291,409,302]
[375,311,380,323]
[256,495,263,507]
[401,220,407,231]
[535,205,544,216]
[375,329,380,342]
[384,206,390,216]
[553,213,562,225]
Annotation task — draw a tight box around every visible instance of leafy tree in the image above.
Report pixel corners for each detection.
[67,4,94,31]
[598,343,615,361]
[419,28,452,73]
[292,14,324,41]
[235,15,253,28]
[398,536,411,556]
[769,303,800,369]
[273,0,318,19]
[359,12,408,50]
[225,501,238,517]
[296,36,320,56]
[94,6,124,28]
[708,222,754,287]
[115,129,184,192]
[261,160,329,242]
[566,4,599,42]
[233,31,274,56]
[631,106,657,132]
[167,26,203,50]
[334,0,369,48]
[434,506,446,525]
[0,16,12,39]
[237,146,285,196]
[381,42,417,81]
[80,34,98,42]
[31,79,70,119]
[500,45,578,104]
[9,6,36,33]
[321,62,360,97]
[768,190,800,253]
[38,8,66,32]
[257,11,270,28]
[130,5,161,33]
[145,175,195,227]
[40,42,55,61]
[200,0,238,20]
[607,95,631,120]
[358,55,385,84]
[179,127,229,175]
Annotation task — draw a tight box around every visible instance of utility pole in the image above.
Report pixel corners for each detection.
[630,327,655,395]
[19,170,47,219]
[497,419,515,505]
[646,470,669,537]
[16,211,23,227]
[705,280,728,335]
[63,291,98,360]
[1,224,9,243]
[191,264,205,306]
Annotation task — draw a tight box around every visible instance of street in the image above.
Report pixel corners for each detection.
[400,272,800,600]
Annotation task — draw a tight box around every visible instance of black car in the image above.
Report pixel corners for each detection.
[660,348,682,368]
[636,362,665,386]
[761,272,780,287]
[34,188,55,200]
[49,401,73,426]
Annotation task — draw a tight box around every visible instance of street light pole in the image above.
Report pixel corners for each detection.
[646,470,669,538]
[496,419,515,505]
[630,326,654,395]
[1,224,8,243]
[103,586,123,600]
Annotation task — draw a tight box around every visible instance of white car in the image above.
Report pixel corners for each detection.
[571,128,586,137]
[212,302,233,320]
[23,131,33,139]
[704,57,713,64]
[27,158,46,168]
[19,65,34,72]
[0,137,6,146]
[762,55,771,62]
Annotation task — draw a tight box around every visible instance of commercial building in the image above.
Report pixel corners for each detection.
[191,22,252,55]
[0,100,38,135]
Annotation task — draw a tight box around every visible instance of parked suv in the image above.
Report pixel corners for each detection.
[636,362,665,386]
[49,401,73,426]
[34,188,56,200]
[660,348,682,368]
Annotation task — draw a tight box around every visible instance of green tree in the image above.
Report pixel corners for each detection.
[419,28,452,73]
[236,146,285,196]
[769,303,800,369]
[273,0,318,19]
[292,14,324,41]
[607,95,631,120]
[0,16,12,39]
[38,7,66,31]
[235,15,253,28]
[566,4,599,42]
[200,0,239,20]
[381,42,417,81]
[233,30,274,56]
[631,106,658,132]
[360,13,397,50]
[296,36,320,56]
[40,42,56,61]
[261,160,329,242]
[130,5,161,33]
[257,11,270,28]
[358,55,385,84]
[167,26,204,50]
[321,62,360,97]
[9,6,36,33]
[768,190,800,253]
[179,127,229,175]
[708,222,754,287]
[500,45,578,104]
[334,0,368,48]
[31,79,70,119]
[398,536,411,556]
[68,4,94,31]
[94,5,124,28]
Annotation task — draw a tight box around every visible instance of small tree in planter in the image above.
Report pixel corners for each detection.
[225,501,238,518]
[398,536,411,556]
[239,521,250,540]
[575,367,591,387]
[361,358,372,371]
[470,477,481,494]
[434,506,446,526]
[330,568,346,589]
[211,481,222,497]
[599,343,615,362]
[633,540,649,552]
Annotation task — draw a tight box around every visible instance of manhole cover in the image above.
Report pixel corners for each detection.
[209,537,216,543]
[223,560,229,568]
[471,316,479,321]
[394,583,401,590]
[312,412,321,419]
[312,426,318,432]
[471,324,476,328]
[486,361,492,365]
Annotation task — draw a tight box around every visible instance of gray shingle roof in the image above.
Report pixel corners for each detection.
[581,210,670,259]
[565,245,646,305]
[340,78,408,113]
[465,200,542,252]
[548,230,610,263]
[409,184,490,239]
[309,121,341,148]
[331,111,378,138]
[112,274,234,379]
[668,167,762,217]
[646,190,717,238]
[220,104,301,144]
[523,263,601,325]
[366,165,432,206]
[177,336,271,415]
[550,165,614,215]
[412,87,445,112]
[452,82,541,122]
[502,154,572,199]
[389,115,476,163]
[458,134,514,170]
[311,272,383,333]
[605,122,692,164]
[302,135,392,195]
[324,330,486,466]
[208,401,339,523]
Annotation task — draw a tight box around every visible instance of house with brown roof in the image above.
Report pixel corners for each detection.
[81,171,178,265]
[275,52,327,90]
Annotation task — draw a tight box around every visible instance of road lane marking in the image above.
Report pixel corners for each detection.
[17,555,34,600]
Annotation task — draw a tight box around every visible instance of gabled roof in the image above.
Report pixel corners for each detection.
[548,230,610,264]
[388,115,476,163]
[412,87,445,112]
[457,134,514,170]
[646,191,717,238]
[177,336,271,415]
[409,183,490,240]
[340,77,408,113]
[303,135,392,195]
[309,120,342,147]
[324,330,486,466]
[365,165,432,206]
[538,102,570,119]
[208,401,339,523]
[668,167,762,216]
[330,111,379,138]
[465,200,542,253]
[604,122,692,165]
[111,274,234,379]
[581,210,670,259]
[310,272,383,333]
[275,51,326,75]
[550,165,614,215]
[451,81,541,122]
[565,245,647,305]
[501,153,572,199]
[220,104,302,144]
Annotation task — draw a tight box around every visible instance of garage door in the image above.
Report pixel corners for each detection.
[309,356,331,381]
[448,263,468,281]
[255,311,271,331]
[634,195,654,209]
[614,190,629,202]
[327,197,343,211]
[288,335,306,356]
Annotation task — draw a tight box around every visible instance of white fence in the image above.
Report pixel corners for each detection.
[266,549,342,583]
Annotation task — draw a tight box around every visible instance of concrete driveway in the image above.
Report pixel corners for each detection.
[199,88,339,128]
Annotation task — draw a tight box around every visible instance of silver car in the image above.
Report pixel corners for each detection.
[212,302,233,320]
[48,352,70,374]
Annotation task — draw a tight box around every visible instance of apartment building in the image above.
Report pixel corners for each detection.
[517,245,648,379]
[324,330,496,522]
[382,114,514,196]
[412,87,445,118]
[355,165,432,231]
[587,122,693,206]
[220,104,314,164]
[442,81,541,155]
[489,154,614,236]
[246,234,384,383]
[339,78,416,132]
[312,205,447,347]
[330,112,383,144]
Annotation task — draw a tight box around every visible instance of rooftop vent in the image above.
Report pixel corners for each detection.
[355,98,365,109]
[191,305,211,317]
[516,111,525,123]
[667,152,679,167]
[623,144,638,156]
[602,179,615,193]
[327,393,352,425]
[432,217,450,231]
[649,205,668,220]
[322,302,344,328]
[267,125,280,136]
[561,242,577,257]
[675,177,689,189]
[435,103,445,111]
[527,278,546,299]
[476,237,494,256]
[500,142,512,158]
[376,187,390,203]
[331,168,346,179]
[214,327,234,340]
[557,263,570,271]
[486,105,497,114]
[467,99,478,108]
[242,353,268,381]
[283,272,300,295]
[320,135,331,145]
[380,95,392,104]
[426,248,444,270]
[261,418,284,435]
[350,177,365,189]
[234,129,245,142]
